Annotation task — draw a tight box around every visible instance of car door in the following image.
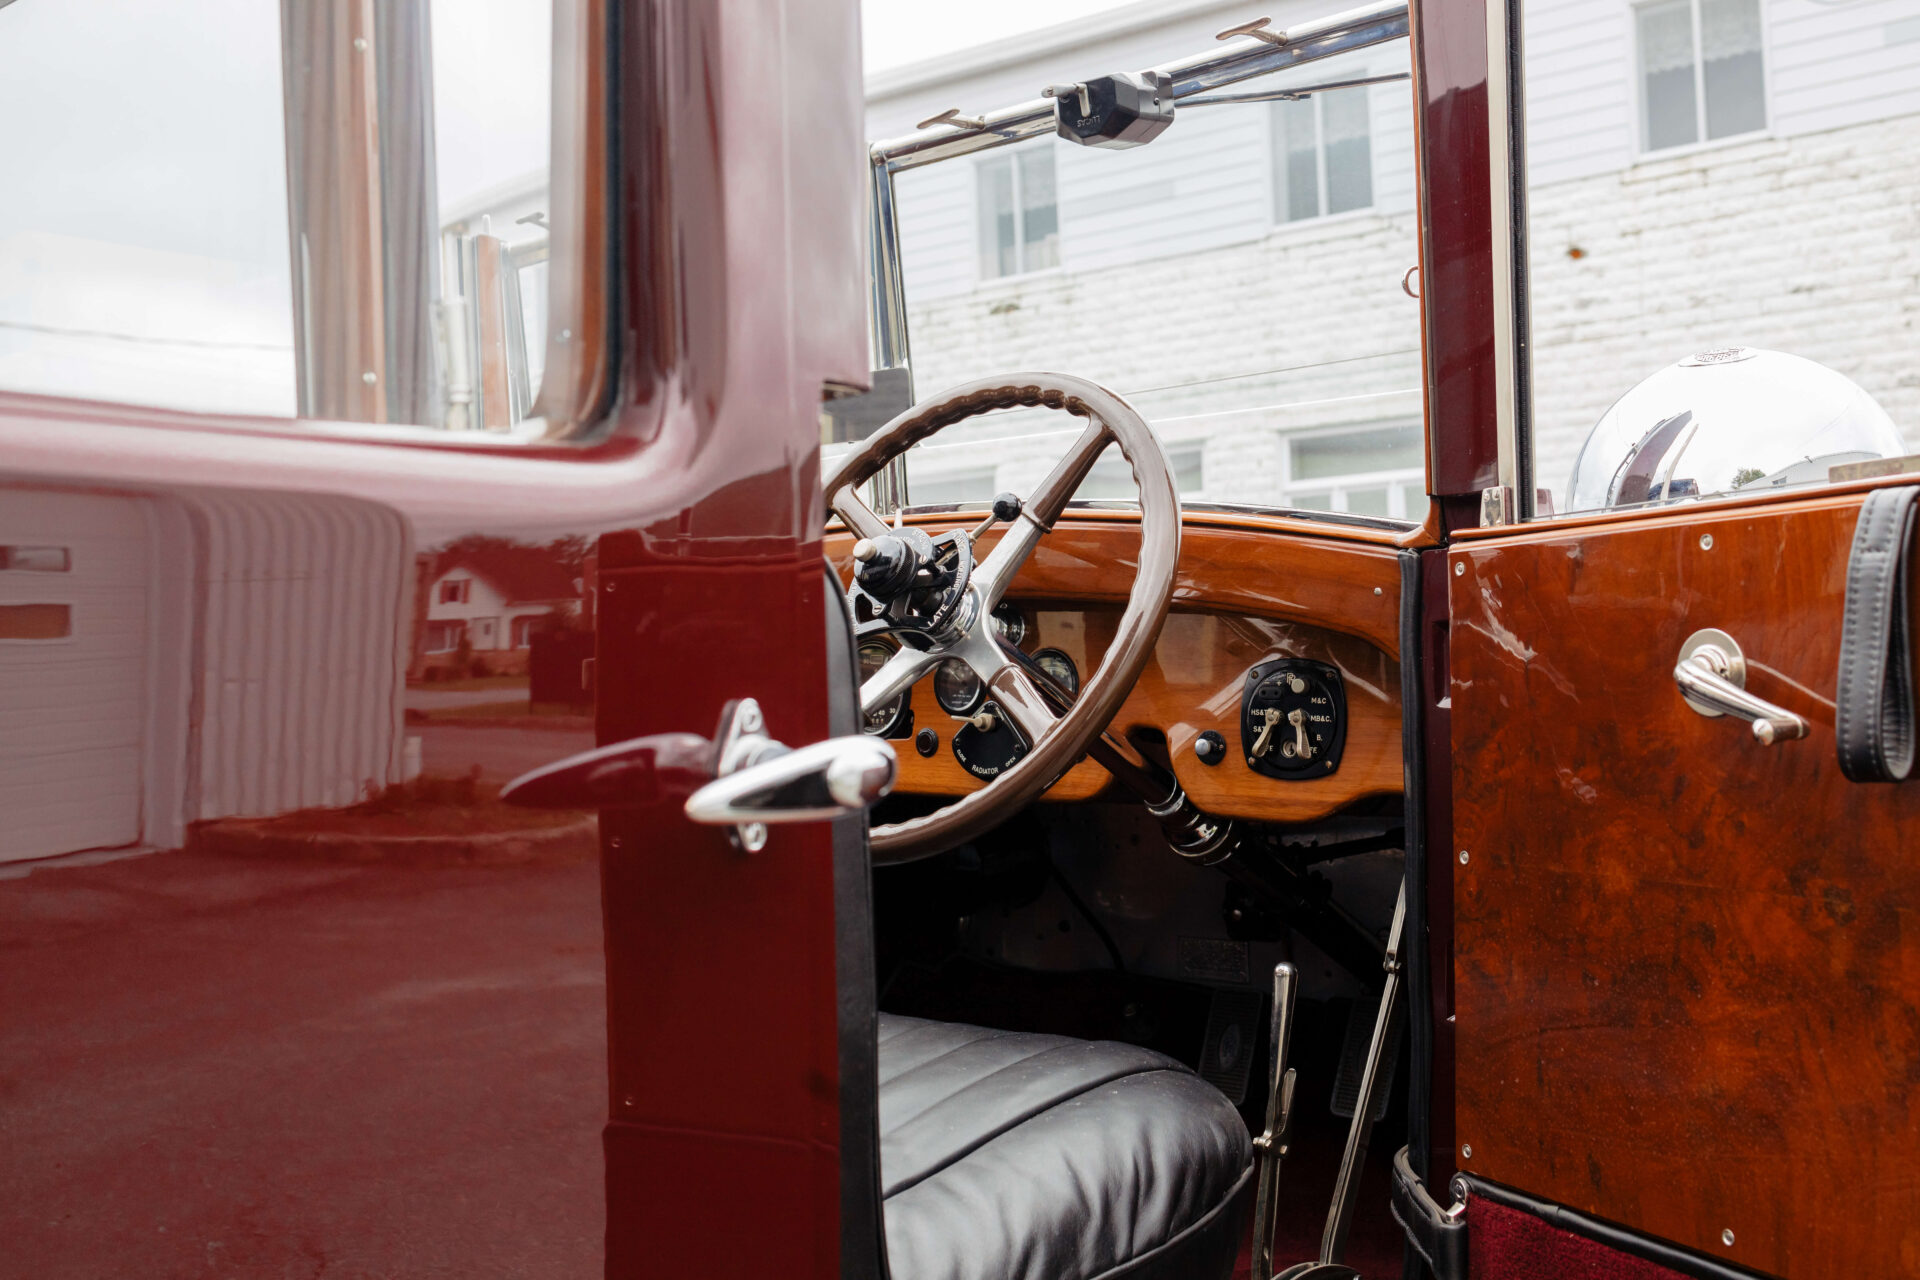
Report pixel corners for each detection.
[0,2,870,1278]
[1445,484,1920,1277]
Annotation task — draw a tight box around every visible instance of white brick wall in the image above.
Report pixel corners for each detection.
[887,111,1918,515]
[1528,112,1920,506]
[892,202,1425,508]
[871,0,1920,517]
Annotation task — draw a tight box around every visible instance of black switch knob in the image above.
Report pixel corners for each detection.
[914,728,939,758]
[991,492,1022,523]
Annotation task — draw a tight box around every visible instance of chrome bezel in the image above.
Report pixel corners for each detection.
[857,639,913,736]
[992,603,1028,648]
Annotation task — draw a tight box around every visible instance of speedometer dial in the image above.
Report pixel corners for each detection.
[858,641,912,737]
[934,658,984,714]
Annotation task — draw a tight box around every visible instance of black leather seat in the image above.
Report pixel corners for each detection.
[878,1014,1254,1280]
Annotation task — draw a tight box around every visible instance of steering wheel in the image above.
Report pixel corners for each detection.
[824,373,1182,862]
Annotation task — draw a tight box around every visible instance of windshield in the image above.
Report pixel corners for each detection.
[844,23,1425,522]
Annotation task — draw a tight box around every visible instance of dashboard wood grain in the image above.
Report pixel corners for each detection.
[831,515,1404,824]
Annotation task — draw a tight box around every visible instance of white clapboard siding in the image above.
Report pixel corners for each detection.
[895,161,978,306]
[189,489,412,820]
[1522,0,1634,186]
[1771,0,1920,136]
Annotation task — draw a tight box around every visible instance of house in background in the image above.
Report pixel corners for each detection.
[862,0,1920,514]
[414,537,590,679]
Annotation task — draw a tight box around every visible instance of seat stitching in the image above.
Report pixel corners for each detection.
[878,1026,1059,1094]
[882,1065,1191,1201]
[878,1037,1075,1132]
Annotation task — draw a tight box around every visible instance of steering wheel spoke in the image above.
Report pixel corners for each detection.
[985,664,1058,744]
[972,419,1112,609]
[861,644,935,717]
[831,483,892,543]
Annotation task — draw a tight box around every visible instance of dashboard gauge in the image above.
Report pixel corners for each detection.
[951,701,1029,780]
[934,658,984,714]
[1239,658,1347,779]
[857,640,913,737]
[991,603,1028,647]
[1033,648,1079,697]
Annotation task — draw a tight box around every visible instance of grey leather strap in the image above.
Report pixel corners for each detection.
[1836,485,1918,783]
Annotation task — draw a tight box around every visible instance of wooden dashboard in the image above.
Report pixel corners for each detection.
[829,512,1405,826]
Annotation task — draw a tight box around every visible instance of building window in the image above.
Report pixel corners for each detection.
[437,577,471,605]
[1272,86,1373,223]
[1284,423,1424,519]
[512,616,537,648]
[425,620,466,653]
[1079,447,1204,499]
[1636,0,1767,153]
[977,149,1060,280]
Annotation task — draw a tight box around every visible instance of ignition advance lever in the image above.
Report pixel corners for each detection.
[965,492,1024,545]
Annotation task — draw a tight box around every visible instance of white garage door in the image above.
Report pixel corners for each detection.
[0,490,150,863]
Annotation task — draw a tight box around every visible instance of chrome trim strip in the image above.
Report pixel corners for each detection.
[868,0,1411,174]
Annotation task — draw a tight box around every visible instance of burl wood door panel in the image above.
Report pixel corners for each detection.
[1449,490,1920,1278]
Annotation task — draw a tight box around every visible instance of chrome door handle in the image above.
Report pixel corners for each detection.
[1674,628,1809,745]
[683,698,896,852]
[501,697,895,852]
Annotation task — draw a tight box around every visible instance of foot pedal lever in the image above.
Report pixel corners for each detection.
[1274,878,1409,1280]
[1249,961,1300,1280]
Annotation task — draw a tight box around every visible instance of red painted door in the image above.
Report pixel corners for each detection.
[594,4,870,1277]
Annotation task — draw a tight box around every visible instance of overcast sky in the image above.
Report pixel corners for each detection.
[863,0,1128,74]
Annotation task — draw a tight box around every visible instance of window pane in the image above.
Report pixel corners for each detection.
[910,467,997,505]
[977,157,1017,279]
[1345,486,1391,517]
[1018,150,1059,272]
[1078,447,1203,499]
[1275,98,1321,222]
[888,36,1424,524]
[1291,424,1425,480]
[1638,0,1700,151]
[0,0,558,430]
[1289,491,1335,512]
[1700,0,1765,138]
[1322,87,1373,214]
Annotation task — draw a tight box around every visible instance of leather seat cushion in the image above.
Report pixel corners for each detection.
[878,1014,1253,1280]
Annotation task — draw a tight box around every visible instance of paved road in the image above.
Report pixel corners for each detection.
[404,686,532,711]
[415,723,596,782]
[0,848,606,1278]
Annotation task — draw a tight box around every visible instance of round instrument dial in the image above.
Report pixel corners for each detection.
[858,641,911,736]
[1033,648,1079,696]
[934,658,984,714]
